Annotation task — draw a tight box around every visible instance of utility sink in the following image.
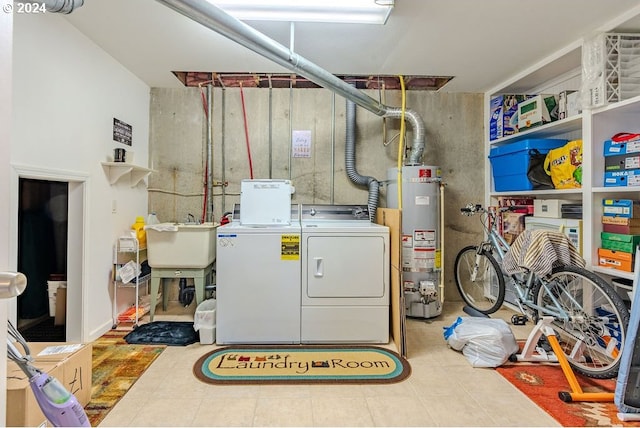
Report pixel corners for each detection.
[146,222,219,268]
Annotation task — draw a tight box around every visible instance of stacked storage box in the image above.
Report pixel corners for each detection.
[497,197,534,245]
[603,134,640,187]
[598,199,640,272]
[489,94,533,141]
[489,139,568,192]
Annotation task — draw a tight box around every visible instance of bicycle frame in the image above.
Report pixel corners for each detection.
[473,206,574,322]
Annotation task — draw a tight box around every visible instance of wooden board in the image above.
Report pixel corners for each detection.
[377,208,406,357]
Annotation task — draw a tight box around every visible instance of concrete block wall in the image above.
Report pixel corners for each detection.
[148,86,484,304]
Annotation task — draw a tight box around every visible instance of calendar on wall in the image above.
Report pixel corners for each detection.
[292,130,311,158]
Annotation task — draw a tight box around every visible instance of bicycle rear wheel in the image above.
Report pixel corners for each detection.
[454,245,505,314]
[533,264,630,379]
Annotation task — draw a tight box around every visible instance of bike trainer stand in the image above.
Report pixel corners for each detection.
[514,317,614,403]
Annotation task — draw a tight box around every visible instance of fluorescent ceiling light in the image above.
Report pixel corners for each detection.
[210,0,394,25]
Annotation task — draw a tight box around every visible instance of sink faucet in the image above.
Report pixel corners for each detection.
[185,213,200,224]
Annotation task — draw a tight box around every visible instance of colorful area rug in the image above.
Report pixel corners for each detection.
[84,329,166,426]
[194,345,410,385]
[496,363,640,427]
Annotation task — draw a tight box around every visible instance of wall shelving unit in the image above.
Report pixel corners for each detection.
[112,235,150,328]
[484,15,640,296]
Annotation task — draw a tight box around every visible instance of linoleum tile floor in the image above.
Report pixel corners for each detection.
[98,301,559,427]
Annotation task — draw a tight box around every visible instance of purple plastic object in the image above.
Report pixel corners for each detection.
[29,371,90,427]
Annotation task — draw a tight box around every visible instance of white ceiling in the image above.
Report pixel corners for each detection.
[63,0,640,93]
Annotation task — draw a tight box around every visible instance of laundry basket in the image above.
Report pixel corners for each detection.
[194,299,216,345]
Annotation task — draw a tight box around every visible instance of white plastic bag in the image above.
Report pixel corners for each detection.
[193,299,216,332]
[443,316,519,368]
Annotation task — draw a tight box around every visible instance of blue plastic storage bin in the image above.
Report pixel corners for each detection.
[489,139,568,192]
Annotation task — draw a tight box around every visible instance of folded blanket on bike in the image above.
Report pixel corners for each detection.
[502,229,585,277]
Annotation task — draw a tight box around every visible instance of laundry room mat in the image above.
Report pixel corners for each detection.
[123,321,198,346]
[194,345,411,385]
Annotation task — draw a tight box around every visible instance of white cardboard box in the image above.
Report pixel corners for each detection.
[533,199,575,218]
[518,94,559,129]
[558,90,578,119]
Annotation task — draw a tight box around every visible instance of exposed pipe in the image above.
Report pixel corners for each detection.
[218,75,227,214]
[346,95,379,222]
[19,0,84,13]
[206,84,214,222]
[288,78,293,180]
[239,83,254,179]
[330,92,336,205]
[155,0,426,165]
[268,76,273,179]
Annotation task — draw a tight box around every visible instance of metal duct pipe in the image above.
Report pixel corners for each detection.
[155,0,426,165]
[17,0,84,13]
[346,97,379,222]
[384,107,426,165]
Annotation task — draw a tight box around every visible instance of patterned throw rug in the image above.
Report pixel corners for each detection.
[496,363,640,427]
[84,329,166,426]
[194,345,411,385]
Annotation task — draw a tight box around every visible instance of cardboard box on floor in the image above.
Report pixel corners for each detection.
[6,361,63,427]
[54,286,66,326]
[6,342,92,426]
[26,342,92,405]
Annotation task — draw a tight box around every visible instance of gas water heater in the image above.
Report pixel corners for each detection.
[387,165,443,319]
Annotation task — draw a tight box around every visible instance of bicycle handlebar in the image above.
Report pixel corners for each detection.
[460,204,483,215]
[460,204,515,215]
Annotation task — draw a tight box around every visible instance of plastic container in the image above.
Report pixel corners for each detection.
[489,139,568,191]
[47,275,67,317]
[194,299,216,345]
[131,216,146,248]
[146,212,159,225]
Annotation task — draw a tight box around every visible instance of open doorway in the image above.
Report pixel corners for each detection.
[17,178,68,341]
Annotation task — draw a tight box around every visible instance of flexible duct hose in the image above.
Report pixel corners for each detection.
[345,97,379,222]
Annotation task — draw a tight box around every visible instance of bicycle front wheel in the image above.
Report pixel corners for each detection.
[454,245,505,314]
[533,265,630,379]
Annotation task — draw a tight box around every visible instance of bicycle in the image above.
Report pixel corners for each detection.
[453,203,630,379]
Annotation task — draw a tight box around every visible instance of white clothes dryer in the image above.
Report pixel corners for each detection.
[300,205,389,343]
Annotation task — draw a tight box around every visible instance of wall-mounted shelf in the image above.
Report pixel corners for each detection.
[101,162,153,187]
[593,265,634,281]
[489,115,583,146]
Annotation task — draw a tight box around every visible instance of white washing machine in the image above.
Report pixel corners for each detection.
[216,205,301,344]
[300,205,389,343]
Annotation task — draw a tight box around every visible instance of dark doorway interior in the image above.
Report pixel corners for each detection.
[17,178,68,342]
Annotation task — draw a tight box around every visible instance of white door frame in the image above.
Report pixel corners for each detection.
[10,164,89,343]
